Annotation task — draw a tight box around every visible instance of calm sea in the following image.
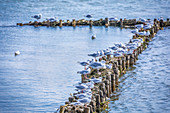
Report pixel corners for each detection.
[0,0,170,112]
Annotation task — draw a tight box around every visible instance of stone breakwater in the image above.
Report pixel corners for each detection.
[17,18,168,113]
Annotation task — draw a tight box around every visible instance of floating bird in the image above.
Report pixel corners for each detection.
[31,13,42,21]
[15,50,20,56]
[92,34,96,40]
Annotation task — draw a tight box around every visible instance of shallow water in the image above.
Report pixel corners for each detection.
[0,0,170,112]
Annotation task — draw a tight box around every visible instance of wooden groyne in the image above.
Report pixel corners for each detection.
[16,18,170,28]
[49,18,167,113]
[16,17,168,112]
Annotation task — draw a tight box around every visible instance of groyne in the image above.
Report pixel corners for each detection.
[53,18,167,113]
[17,18,168,113]
[16,18,170,28]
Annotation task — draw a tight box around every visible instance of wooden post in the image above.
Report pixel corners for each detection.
[105,17,109,27]
[59,19,62,27]
[120,18,123,27]
[89,20,93,27]
[111,74,116,92]
[166,18,170,27]
[90,100,96,112]
[59,106,65,113]
[84,107,90,113]
[160,19,164,30]
[72,19,76,27]
[67,20,70,26]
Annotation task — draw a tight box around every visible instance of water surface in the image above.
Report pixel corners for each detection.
[0,0,170,112]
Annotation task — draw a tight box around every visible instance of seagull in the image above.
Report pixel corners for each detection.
[139,18,147,23]
[145,30,150,36]
[15,50,20,56]
[85,14,93,18]
[135,24,144,29]
[89,77,102,84]
[131,29,139,34]
[78,98,91,104]
[46,17,57,22]
[31,13,42,21]
[106,63,113,69]
[137,31,146,36]
[109,17,119,21]
[143,24,152,30]
[75,83,88,90]
[77,68,91,79]
[92,34,96,40]
[74,93,92,99]
[158,16,164,21]
[89,61,106,69]
[77,61,89,69]
[88,52,99,60]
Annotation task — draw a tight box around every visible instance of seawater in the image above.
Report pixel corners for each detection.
[0,0,170,112]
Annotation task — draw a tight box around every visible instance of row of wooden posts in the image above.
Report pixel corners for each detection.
[17,18,170,28]
[57,18,165,113]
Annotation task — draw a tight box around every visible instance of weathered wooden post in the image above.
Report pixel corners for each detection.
[95,94,101,112]
[159,19,164,30]
[59,19,62,27]
[111,74,116,92]
[89,20,93,27]
[105,17,109,27]
[72,19,76,27]
[59,106,65,113]
[84,107,90,113]
[120,18,123,27]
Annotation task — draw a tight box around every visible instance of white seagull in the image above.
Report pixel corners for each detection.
[15,50,20,56]
[31,13,42,21]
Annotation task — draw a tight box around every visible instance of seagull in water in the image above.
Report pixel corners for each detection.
[92,34,96,40]
[31,13,42,21]
[15,50,20,56]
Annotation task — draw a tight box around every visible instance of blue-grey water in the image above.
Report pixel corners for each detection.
[0,0,170,112]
